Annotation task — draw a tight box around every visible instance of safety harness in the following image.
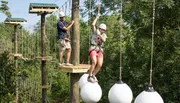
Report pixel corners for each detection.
[89,39,104,55]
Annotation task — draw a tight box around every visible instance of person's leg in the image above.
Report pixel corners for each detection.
[59,50,64,63]
[93,52,103,76]
[59,39,65,64]
[88,50,97,83]
[65,41,73,66]
[66,48,71,63]
[89,52,97,76]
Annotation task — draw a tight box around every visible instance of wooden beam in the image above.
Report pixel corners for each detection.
[30,8,58,12]
[4,22,26,25]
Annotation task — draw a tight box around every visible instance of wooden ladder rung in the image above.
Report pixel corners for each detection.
[14,53,22,57]
[12,100,17,103]
[9,53,22,57]
[36,56,52,61]
[41,85,51,89]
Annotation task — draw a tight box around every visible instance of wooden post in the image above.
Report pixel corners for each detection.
[71,0,80,65]
[70,73,80,103]
[14,25,18,68]
[70,0,80,103]
[41,13,47,103]
[14,24,19,103]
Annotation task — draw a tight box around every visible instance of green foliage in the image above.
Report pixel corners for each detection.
[0,0,11,17]
[82,0,180,102]
[1,0,180,102]
[49,70,70,102]
[0,23,13,53]
[80,19,91,63]
[0,51,16,101]
[18,61,42,103]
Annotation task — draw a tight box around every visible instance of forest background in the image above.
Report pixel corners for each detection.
[0,0,179,102]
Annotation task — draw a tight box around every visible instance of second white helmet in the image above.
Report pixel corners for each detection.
[59,12,65,18]
[99,23,106,30]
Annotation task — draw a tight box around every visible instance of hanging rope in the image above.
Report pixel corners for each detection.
[59,0,72,16]
[150,0,156,85]
[69,0,71,16]
[119,0,123,81]
[88,0,92,64]
[65,2,67,16]
[21,28,23,56]
[97,2,101,26]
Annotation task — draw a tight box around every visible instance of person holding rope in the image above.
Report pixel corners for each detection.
[88,13,107,83]
[57,11,74,66]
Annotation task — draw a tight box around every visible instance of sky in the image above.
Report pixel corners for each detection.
[0,0,85,32]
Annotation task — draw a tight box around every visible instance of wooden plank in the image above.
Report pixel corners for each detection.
[58,64,90,73]
[4,21,27,25]
[30,8,58,12]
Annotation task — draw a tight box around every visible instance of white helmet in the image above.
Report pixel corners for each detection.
[99,23,107,30]
[59,12,65,18]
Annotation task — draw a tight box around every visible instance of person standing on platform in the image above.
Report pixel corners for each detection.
[57,11,74,66]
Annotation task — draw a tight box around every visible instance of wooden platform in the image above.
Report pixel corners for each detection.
[29,3,59,14]
[58,64,90,73]
[4,17,27,25]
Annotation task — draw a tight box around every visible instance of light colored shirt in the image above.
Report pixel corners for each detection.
[90,28,107,51]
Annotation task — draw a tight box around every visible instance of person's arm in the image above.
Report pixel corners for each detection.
[92,14,100,32]
[60,20,74,31]
[98,34,107,42]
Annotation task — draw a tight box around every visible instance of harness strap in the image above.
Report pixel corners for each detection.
[89,44,103,55]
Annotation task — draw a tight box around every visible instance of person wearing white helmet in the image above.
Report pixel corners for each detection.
[57,11,74,66]
[87,13,107,83]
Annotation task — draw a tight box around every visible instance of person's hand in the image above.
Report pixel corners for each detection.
[96,13,101,19]
[97,30,101,36]
[71,20,74,24]
[64,38,70,41]
[97,13,101,17]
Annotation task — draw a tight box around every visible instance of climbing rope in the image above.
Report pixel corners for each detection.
[119,0,123,81]
[21,28,23,56]
[88,0,92,64]
[97,2,101,26]
[149,0,156,85]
